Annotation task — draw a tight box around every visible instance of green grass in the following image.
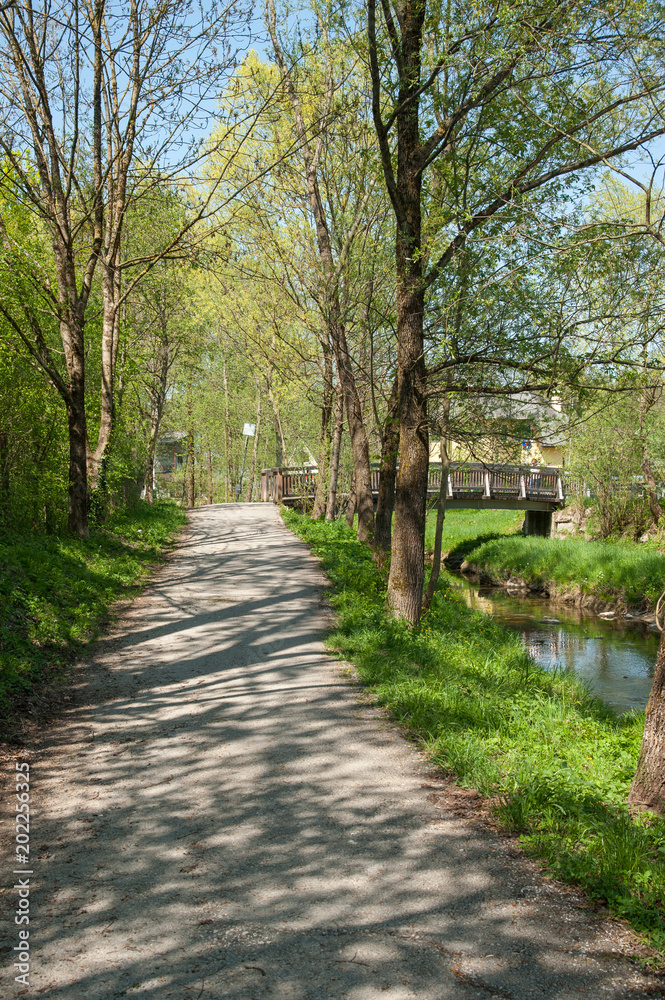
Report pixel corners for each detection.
[0,500,186,728]
[425,506,524,553]
[466,535,665,608]
[283,509,665,959]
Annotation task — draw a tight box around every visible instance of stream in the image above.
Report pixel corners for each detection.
[448,573,657,715]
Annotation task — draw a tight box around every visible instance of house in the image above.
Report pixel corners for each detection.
[429,394,567,467]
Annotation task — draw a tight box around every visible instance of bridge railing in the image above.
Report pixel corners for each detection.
[261,462,568,504]
[260,466,318,504]
[438,464,564,500]
[259,464,665,507]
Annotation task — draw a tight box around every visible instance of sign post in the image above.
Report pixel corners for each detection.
[236,423,256,500]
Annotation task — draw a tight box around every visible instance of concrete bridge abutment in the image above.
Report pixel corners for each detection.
[523,509,552,537]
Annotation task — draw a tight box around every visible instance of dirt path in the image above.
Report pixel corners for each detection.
[2,504,659,998]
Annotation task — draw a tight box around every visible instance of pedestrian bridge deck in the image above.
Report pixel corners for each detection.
[260,462,568,512]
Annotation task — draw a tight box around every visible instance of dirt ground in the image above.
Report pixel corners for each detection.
[1,503,662,999]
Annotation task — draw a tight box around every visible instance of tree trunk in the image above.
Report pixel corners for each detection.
[333,318,374,544]
[325,377,344,520]
[91,259,120,484]
[187,391,195,509]
[268,383,286,467]
[266,3,373,543]
[245,379,261,502]
[380,1,429,623]
[47,236,94,538]
[374,374,399,553]
[628,626,665,813]
[345,473,357,529]
[642,447,660,527]
[66,374,90,537]
[386,264,428,622]
[423,426,450,612]
[117,339,127,414]
[144,342,169,505]
[223,356,233,501]
[144,398,160,505]
[313,337,334,519]
[207,441,214,504]
[16,6,101,538]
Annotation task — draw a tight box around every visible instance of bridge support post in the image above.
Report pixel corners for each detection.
[523,510,552,537]
[274,469,284,504]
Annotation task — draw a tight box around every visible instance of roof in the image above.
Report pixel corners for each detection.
[454,393,567,447]
[158,431,188,443]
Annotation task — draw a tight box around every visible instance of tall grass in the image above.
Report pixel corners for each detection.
[467,535,665,607]
[0,500,186,726]
[284,510,665,958]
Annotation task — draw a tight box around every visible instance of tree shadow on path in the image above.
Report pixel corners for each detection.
[12,505,655,1000]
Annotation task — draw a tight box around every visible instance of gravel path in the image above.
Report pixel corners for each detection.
[2,503,659,999]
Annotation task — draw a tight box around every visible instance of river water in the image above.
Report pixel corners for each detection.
[448,574,657,715]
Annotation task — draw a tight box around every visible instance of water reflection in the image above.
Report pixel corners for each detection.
[448,574,656,714]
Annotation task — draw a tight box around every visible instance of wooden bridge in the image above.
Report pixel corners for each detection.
[260,463,568,512]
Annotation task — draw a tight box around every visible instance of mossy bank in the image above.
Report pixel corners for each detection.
[462,534,665,615]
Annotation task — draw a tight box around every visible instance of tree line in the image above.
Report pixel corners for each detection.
[2,0,665,600]
[2,0,665,810]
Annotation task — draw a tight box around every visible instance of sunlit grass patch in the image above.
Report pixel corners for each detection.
[425,507,524,552]
[283,509,665,958]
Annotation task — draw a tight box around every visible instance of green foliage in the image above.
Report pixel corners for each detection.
[466,535,665,608]
[283,509,665,955]
[0,501,185,727]
[567,390,665,540]
[0,291,70,534]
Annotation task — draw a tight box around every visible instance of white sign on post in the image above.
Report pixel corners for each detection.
[242,423,256,437]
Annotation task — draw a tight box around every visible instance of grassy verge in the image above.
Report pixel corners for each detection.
[283,509,665,959]
[0,500,186,732]
[425,507,524,553]
[465,534,665,608]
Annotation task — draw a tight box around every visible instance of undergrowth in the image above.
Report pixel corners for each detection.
[283,509,665,959]
[466,534,665,607]
[0,500,186,728]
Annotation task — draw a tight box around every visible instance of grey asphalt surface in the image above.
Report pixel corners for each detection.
[3,503,658,998]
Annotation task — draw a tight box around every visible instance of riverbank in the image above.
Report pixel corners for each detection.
[283,509,665,960]
[448,574,657,715]
[0,500,186,738]
[425,506,523,554]
[461,534,665,616]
